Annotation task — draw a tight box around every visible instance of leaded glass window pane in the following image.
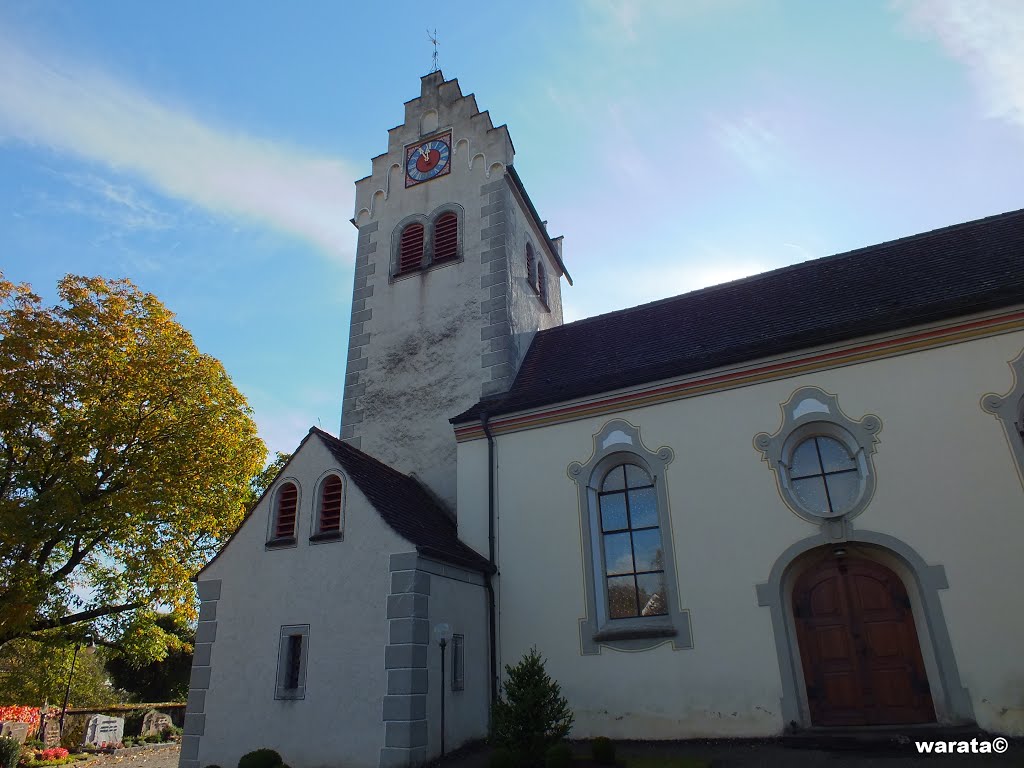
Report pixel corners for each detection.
[599,492,628,531]
[603,533,634,575]
[791,476,829,515]
[826,472,859,514]
[817,436,856,472]
[790,439,821,478]
[631,529,664,572]
[602,466,626,491]
[627,487,658,528]
[624,464,652,488]
[637,573,668,617]
[607,576,638,618]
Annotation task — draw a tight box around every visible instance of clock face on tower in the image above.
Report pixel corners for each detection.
[405,131,452,187]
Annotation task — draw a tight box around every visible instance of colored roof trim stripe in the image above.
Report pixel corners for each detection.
[454,309,1024,441]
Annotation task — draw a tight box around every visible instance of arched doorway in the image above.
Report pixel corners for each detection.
[793,552,936,726]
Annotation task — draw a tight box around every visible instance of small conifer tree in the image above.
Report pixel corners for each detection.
[492,647,574,764]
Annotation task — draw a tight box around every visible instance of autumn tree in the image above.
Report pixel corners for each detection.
[0,274,265,662]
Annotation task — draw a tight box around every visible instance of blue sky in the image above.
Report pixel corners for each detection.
[1,0,1022,458]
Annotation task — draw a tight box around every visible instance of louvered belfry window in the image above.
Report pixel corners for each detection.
[434,212,458,262]
[319,475,343,533]
[275,482,298,539]
[537,261,548,304]
[526,243,536,288]
[398,223,425,273]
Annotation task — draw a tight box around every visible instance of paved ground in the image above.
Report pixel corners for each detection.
[437,737,1023,768]
[80,744,180,768]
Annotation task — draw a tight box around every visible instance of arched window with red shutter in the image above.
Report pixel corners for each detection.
[398,222,425,273]
[273,482,298,540]
[316,474,344,537]
[433,212,458,262]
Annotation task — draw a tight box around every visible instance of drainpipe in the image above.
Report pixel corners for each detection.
[481,412,499,717]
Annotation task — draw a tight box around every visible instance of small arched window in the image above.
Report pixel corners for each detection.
[398,223,425,273]
[273,482,298,540]
[316,475,343,537]
[537,261,548,305]
[434,212,458,262]
[526,243,536,289]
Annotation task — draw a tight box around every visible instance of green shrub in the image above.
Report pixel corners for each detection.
[488,747,519,768]
[237,749,283,768]
[492,647,574,766]
[0,736,20,768]
[591,737,615,765]
[544,742,572,768]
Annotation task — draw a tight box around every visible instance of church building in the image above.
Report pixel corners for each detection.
[180,72,1024,768]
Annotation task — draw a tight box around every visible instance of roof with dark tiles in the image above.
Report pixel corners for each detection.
[311,428,493,573]
[454,208,1024,424]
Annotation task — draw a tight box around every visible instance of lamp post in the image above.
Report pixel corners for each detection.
[59,634,94,736]
[433,623,452,757]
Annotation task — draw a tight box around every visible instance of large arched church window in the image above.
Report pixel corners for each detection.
[568,420,692,655]
[598,463,667,618]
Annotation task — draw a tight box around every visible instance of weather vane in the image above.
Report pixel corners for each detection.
[428,29,439,73]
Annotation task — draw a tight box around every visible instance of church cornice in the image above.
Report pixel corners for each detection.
[453,307,1024,441]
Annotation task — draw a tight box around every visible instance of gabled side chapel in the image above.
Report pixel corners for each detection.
[181,73,1024,768]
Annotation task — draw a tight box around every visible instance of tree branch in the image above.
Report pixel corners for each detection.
[29,601,143,633]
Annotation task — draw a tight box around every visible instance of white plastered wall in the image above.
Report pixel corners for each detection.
[467,327,1024,738]
[197,436,409,768]
[422,567,490,759]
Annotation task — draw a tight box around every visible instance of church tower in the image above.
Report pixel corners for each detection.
[340,72,571,510]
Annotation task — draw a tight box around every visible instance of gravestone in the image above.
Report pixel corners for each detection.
[82,714,124,747]
[0,721,29,743]
[41,717,61,748]
[140,710,172,738]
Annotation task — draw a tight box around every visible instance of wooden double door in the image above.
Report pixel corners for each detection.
[793,554,936,726]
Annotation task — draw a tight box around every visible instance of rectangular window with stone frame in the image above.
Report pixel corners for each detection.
[452,634,465,691]
[275,624,309,699]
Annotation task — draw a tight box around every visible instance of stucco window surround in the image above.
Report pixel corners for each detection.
[982,348,1024,488]
[754,387,881,528]
[310,470,346,543]
[568,420,693,655]
[389,204,465,281]
[275,624,310,700]
[266,478,301,549]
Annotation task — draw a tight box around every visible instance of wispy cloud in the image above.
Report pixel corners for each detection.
[0,28,356,259]
[54,171,176,233]
[710,114,785,177]
[898,0,1024,130]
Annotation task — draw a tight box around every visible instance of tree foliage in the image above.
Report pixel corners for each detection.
[0,274,265,659]
[492,647,574,765]
[105,613,192,702]
[247,452,291,511]
[0,635,124,708]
